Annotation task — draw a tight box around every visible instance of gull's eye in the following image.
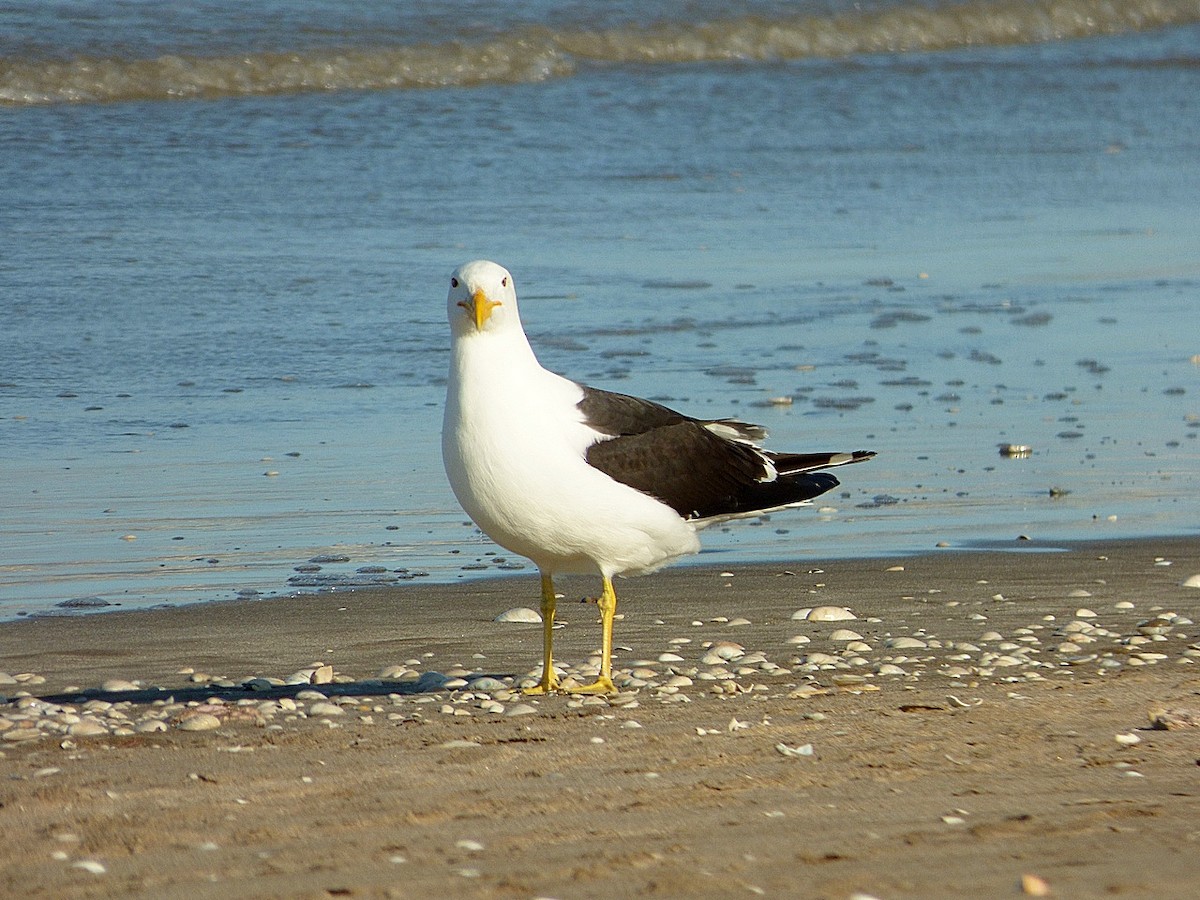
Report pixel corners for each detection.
[501,276,508,287]
[451,277,459,288]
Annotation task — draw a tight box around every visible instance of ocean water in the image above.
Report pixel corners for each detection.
[1,0,1198,618]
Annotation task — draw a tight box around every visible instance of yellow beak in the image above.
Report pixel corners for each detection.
[460,288,501,330]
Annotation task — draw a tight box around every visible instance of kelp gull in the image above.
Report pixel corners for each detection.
[442,260,875,694]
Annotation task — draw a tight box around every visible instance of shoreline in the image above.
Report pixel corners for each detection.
[2,534,1198,898]
[2,534,1198,691]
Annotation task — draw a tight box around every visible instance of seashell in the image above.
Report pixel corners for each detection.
[806,606,857,622]
[495,607,541,623]
[829,628,863,641]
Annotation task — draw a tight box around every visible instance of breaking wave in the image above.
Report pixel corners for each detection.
[3,0,1198,106]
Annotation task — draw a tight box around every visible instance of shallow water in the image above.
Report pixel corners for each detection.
[2,2,1198,617]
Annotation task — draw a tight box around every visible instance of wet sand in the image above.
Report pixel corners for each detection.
[2,535,1199,898]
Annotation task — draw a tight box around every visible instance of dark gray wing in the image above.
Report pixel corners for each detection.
[579,385,875,520]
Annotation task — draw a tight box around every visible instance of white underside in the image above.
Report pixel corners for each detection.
[443,330,701,578]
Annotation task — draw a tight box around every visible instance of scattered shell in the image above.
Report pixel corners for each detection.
[1137,617,1174,636]
[466,676,506,692]
[804,606,858,622]
[176,713,221,732]
[1114,732,1141,746]
[1020,874,1051,896]
[999,444,1032,457]
[308,702,344,717]
[1182,574,1200,589]
[707,641,745,661]
[1149,707,1200,730]
[100,679,139,692]
[495,607,542,623]
[887,637,927,649]
[775,742,814,758]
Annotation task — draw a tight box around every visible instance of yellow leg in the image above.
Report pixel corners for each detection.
[523,572,561,695]
[566,575,617,695]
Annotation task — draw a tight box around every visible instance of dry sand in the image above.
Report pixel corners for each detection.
[2,536,1199,899]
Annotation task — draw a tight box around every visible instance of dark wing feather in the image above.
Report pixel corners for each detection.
[584,421,775,519]
[579,385,876,520]
[578,386,767,443]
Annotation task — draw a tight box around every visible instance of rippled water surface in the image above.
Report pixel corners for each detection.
[2,1,1198,617]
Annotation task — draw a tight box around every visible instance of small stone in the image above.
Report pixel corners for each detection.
[1114,732,1141,746]
[829,629,863,641]
[505,703,538,717]
[887,637,927,649]
[1182,574,1200,588]
[73,860,107,875]
[1074,608,1097,618]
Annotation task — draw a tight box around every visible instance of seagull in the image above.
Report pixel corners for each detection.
[442,260,875,695]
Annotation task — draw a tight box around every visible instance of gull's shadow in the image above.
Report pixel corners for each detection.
[30,672,514,707]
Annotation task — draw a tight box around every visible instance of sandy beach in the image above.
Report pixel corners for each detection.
[1,536,1198,898]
